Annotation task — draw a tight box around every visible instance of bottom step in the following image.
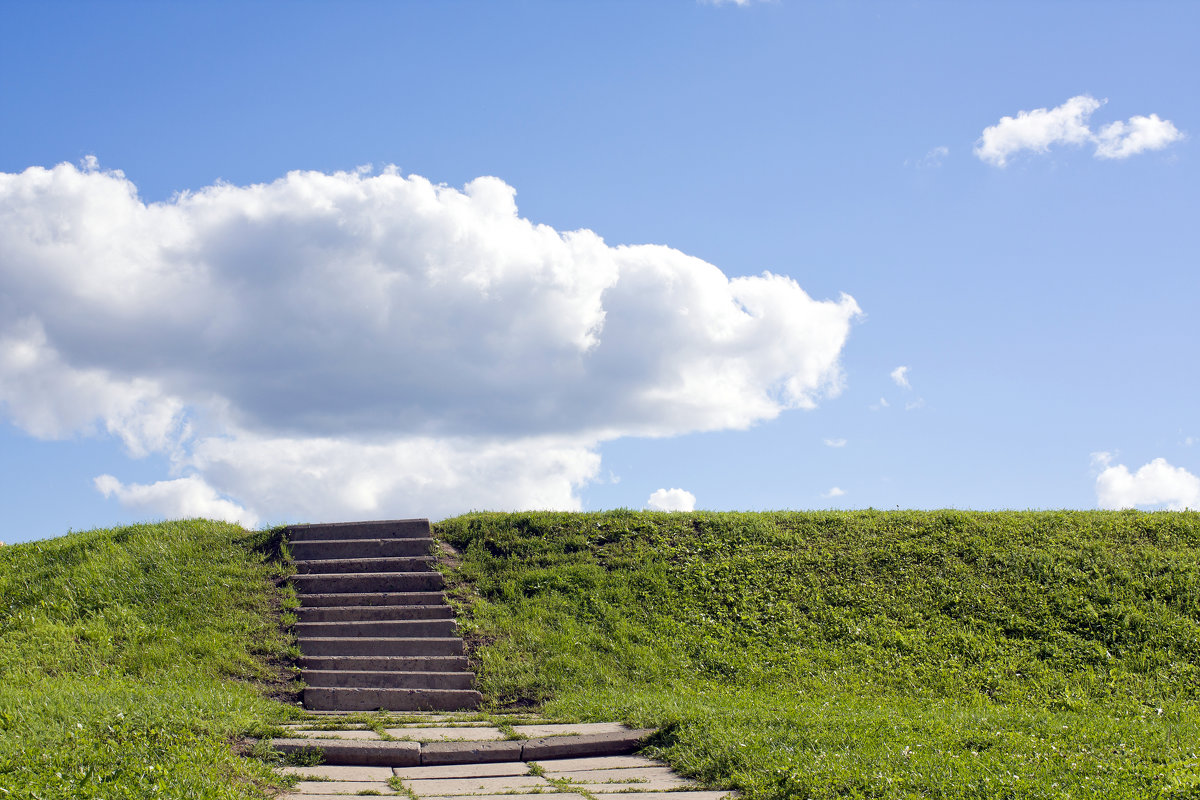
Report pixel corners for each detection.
[303,687,483,712]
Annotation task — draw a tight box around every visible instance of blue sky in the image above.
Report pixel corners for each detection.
[1,1,1197,543]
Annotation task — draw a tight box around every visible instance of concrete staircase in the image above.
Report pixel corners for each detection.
[287,519,482,712]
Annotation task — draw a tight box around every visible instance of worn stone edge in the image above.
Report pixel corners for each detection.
[258,728,656,766]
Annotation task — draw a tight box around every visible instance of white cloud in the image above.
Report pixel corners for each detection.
[890,365,911,389]
[95,474,258,527]
[0,162,861,523]
[823,486,846,498]
[1095,456,1200,511]
[824,437,847,448]
[975,95,1183,167]
[646,488,696,512]
[870,397,890,411]
[1094,115,1184,159]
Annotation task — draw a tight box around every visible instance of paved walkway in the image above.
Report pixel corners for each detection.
[275,715,735,799]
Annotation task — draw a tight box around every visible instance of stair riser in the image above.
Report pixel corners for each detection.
[287,520,432,541]
[302,670,475,690]
[296,620,458,638]
[290,539,433,560]
[294,557,433,574]
[301,656,470,671]
[299,637,465,657]
[292,573,444,594]
[303,687,482,712]
[297,605,454,622]
[299,592,447,607]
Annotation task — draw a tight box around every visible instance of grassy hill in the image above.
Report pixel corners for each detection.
[437,510,1200,800]
[0,521,299,799]
[4,511,1198,799]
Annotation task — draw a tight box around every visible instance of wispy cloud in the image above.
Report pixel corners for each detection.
[824,438,847,448]
[890,366,911,389]
[0,161,862,523]
[976,95,1183,167]
[907,146,949,169]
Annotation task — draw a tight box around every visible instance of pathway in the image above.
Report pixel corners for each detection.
[272,715,736,799]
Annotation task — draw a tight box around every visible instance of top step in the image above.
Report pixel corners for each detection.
[286,519,432,541]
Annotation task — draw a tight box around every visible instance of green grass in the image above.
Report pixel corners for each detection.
[437,509,1200,799]
[0,520,301,799]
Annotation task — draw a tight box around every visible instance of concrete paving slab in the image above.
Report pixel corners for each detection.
[532,754,661,771]
[544,766,681,783]
[392,762,531,779]
[512,722,630,738]
[582,777,697,792]
[399,775,553,796]
[287,728,382,740]
[384,726,506,741]
[520,728,656,760]
[281,765,394,780]
[387,721,494,728]
[420,739,524,765]
[594,794,735,800]
[269,738,421,767]
[417,795,586,800]
[289,780,398,794]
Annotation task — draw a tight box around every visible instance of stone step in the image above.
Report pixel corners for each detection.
[297,604,454,622]
[300,655,470,672]
[302,687,482,712]
[294,556,434,574]
[299,637,465,657]
[295,619,458,639]
[302,670,476,690]
[292,572,444,595]
[287,519,432,541]
[299,591,447,608]
[290,538,433,560]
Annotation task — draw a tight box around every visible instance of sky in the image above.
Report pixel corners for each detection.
[1,0,1197,543]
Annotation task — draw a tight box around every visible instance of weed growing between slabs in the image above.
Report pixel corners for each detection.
[438,510,1200,800]
[0,520,302,799]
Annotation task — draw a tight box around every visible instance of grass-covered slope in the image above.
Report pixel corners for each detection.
[0,521,297,799]
[438,510,1200,800]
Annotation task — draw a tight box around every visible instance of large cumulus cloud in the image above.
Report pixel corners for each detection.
[0,161,860,523]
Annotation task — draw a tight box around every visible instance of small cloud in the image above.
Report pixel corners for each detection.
[870,397,890,411]
[907,146,949,168]
[1182,436,1195,447]
[904,398,925,411]
[1094,114,1184,159]
[94,473,258,527]
[1094,456,1200,511]
[975,95,1184,167]
[823,486,846,498]
[824,438,847,448]
[890,366,911,389]
[647,487,696,512]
